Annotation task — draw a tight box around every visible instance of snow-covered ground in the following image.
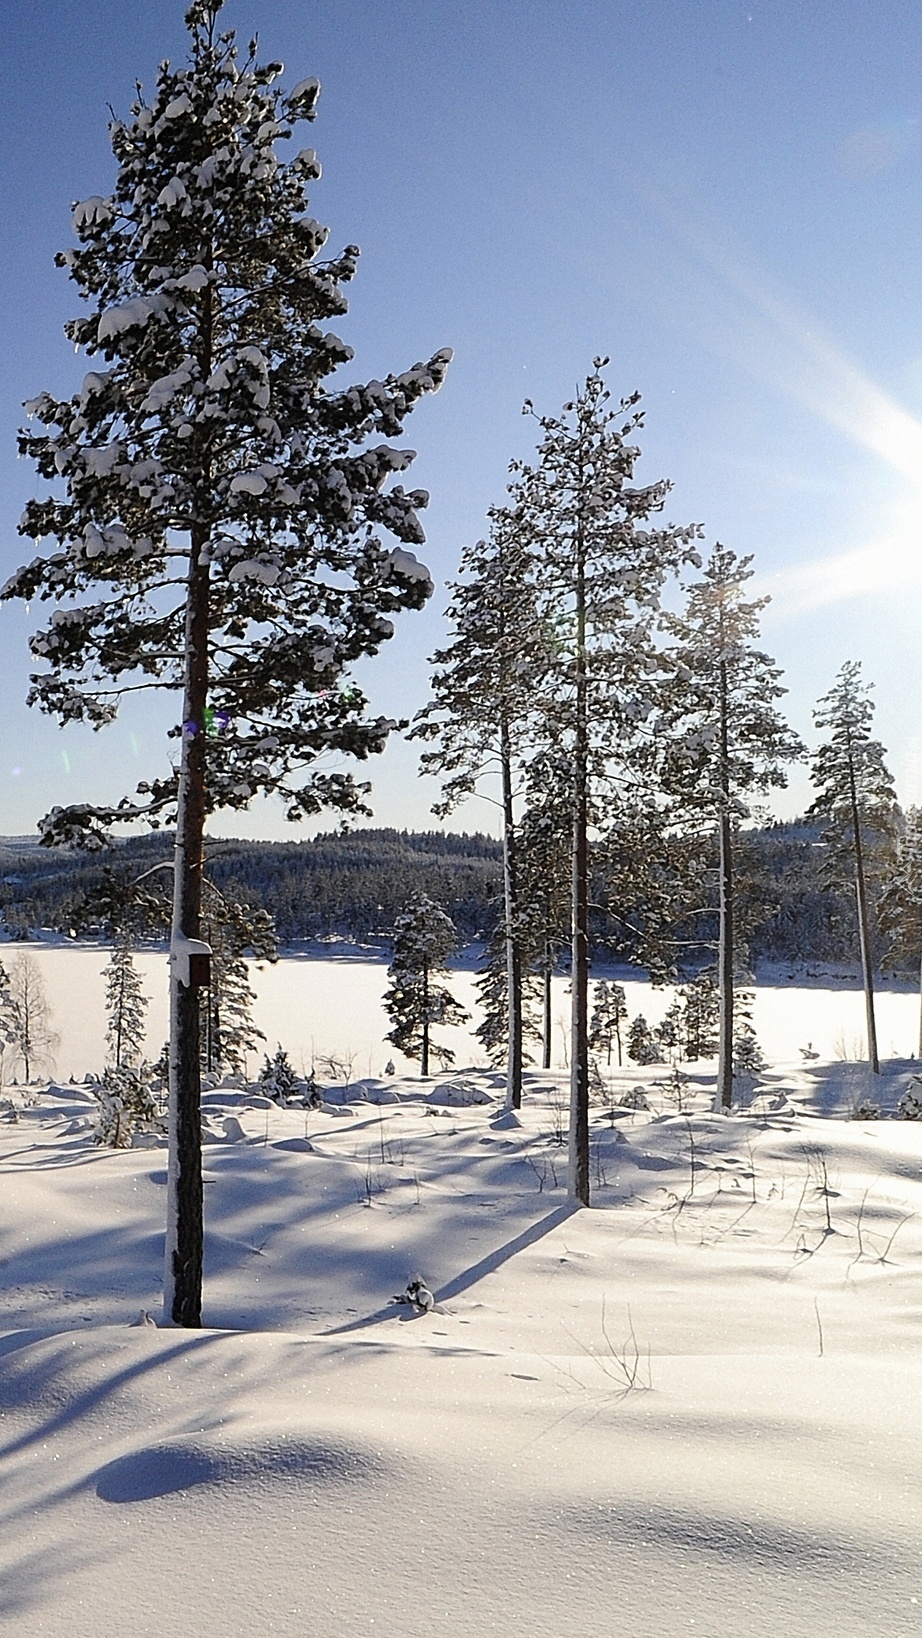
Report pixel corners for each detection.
[4,1050,922,1635]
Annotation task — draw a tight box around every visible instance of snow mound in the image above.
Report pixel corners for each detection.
[426,1080,496,1106]
[94,1431,384,1503]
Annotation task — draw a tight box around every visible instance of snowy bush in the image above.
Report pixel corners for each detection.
[93,1065,160,1148]
[849,1099,881,1121]
[898,1081,922,1121]
[618,1086,650,1112]
[258,1047,301,1105]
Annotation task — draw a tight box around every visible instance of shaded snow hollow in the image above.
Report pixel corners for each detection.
[3,1058,922,1635]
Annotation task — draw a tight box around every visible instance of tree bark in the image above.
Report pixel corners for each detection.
[421,958,430,1077]
[847,738,880,1075]
[500,720,523,1109]
[716,652,734,1113]
[163,527,210,1328]
[542,949,552,1069]
[569,510,590,1205]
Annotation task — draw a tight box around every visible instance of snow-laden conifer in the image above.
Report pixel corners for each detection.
[589,980,627,1067]
[383,897,469,1076]
[678,970,719,1061]
[657,544,803,1110]
[104,941,148,1069]
[4,2,449,1324]
[808,662,897,1075]
[413,508,543,1107]
[474,920,542,1068]
[879,807,922,1056]
[509,363,700,1201]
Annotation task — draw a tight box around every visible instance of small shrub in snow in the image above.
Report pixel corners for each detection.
[898,1081,922,1121]
[618,1086,650,1112]
[850,1099,881,1121]
[258,1046,301,1105]
[626,1015,663,1066]
[94,1065,160,1149]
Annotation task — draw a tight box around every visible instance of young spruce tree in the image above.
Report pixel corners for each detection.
[511,364,699,1202]
[384,897,469,1076]
[658,545,803,1110]
[3,2,450,1325]
[808,662,897,1075]
[105,940,148,1069]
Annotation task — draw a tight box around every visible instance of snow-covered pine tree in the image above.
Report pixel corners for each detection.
[732,990,765,1086]
[258,1045,300,1103]
[516,792,571,1071]
[879,807,922,1056]
[657,545,803,1111]
[589,980,627,1066]
[413,506,542,1108]
[678,969,719,1061]
[383,896,469,1076]
[6,956,57,1084]
[474,917,542,1067]
[510,363,699,1201]
[626,1013,663,1066]
[4,3,449,1325]
[104,940,148,1068]
[95,1066,160,1149]
[808,662,897,1076]
[654,998,684,1064]
[199,882,274,1077]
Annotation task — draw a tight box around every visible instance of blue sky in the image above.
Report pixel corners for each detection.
[2,0,922,838]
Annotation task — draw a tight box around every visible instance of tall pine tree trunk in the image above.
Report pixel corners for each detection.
[542,948,552,1069]
[500,720,523,1109]
[569,517,590,1205]
[421,958,430,1077]
[717,808,734,1111]
[848,741,880,1074]
[163,528,209,1328]
[716,652,734,1113]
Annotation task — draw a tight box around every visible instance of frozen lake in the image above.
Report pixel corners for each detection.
[2,943,920,1083]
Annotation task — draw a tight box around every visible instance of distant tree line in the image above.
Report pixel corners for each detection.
[0,818,895,972]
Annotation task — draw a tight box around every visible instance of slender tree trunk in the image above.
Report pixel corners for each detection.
[163,527,210,1328]
[542,947,552,1069]
[569,512,590,1205]
[716,653,734,1113]
[500,719,523,1109]
[421,959,430,1077]
[847,743,880,1075]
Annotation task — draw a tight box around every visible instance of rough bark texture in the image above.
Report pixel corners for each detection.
[717,808,734,1112]
[716,651,734,1113]
[163,530,209,1327]
[501,724,523,1110]
[848,739,880,1075]
[568,523,590,1205]
[542,956,552,1070]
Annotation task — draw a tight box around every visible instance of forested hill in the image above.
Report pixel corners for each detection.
[0,829,503,947]
[0,820,862,968]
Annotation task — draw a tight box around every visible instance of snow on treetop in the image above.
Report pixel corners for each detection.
[97,295,168,344]
[72,196,114,233]
[387,548,431,585]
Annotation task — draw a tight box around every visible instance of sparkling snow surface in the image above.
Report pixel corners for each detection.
[3,959,922,1633]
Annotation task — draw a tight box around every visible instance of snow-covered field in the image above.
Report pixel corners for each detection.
[4,1042,922,1635]
[1,952,921,1632]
